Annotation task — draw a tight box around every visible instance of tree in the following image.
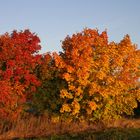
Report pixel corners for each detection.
[53,29,140,121]
[32,53,65,116]
[0,30,41,120]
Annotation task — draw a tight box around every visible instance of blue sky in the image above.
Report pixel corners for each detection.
[0,0,140,53]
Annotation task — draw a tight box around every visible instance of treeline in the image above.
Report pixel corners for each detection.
[0,28,140,122]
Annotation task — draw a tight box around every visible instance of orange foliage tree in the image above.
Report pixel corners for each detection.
[52,29,140,121]
[0,30,41,120]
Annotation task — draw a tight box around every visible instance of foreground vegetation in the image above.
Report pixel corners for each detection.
[29,128,140,140]
[0,115,140,139]
[3,127,140,140]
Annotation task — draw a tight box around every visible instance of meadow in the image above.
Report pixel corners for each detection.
[0,116,140,139]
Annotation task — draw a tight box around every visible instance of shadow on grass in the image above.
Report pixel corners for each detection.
[15,128,140,140]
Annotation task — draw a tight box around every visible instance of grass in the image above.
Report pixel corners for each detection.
[14,128,140,140]
[1,115,140,139]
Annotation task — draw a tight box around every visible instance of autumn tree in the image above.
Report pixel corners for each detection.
[52,29,140,121]
[3,28,139,122]
[32,53,65,116]
[0,30,41,120]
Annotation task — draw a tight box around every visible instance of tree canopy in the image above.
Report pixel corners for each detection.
[0,28,140,122]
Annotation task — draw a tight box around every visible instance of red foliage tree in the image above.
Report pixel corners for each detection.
[0,30,41,120]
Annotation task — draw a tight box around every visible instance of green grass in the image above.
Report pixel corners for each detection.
[16,128,140,140]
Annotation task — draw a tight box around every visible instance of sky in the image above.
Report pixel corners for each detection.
[0,0,140,53]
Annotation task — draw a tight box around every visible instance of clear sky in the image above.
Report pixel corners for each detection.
[0,0,140,53]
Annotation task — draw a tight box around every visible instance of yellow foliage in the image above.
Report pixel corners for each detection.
[60,89,73,99]
[60,104,71,113]
[88,101,97,111]
[42,28,140,121]
[71,99,80,115]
